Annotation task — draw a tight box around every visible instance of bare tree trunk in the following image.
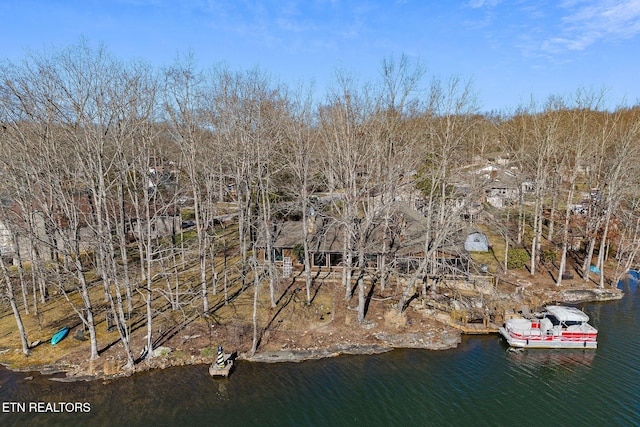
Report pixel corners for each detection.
[343,226,352,300]
[260,179,277,308]
[356,239,367,323]
[0,256,30,355]
[530,197,541,276]
[380,213,390,291]
[238,180,250,289]
[547,190,557,241]
[582,236,596,281]
[597,212,612,289]
[556,188,574,286]
[517,196,525,246]
[14,237,30,315]
[250,254,261,355]
[195,193,210,314]
[357,271,366,324]
[504,234,509,272]
[209,242,218,296]
[73,253,100,360]
[222,231,229,305]
[302,197,312,305]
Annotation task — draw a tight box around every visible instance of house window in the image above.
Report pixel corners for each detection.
[397,258,419,274]
[265,248,284,262]
[313,253,327,268]
[365,254,378,269]
[329,253,343,267]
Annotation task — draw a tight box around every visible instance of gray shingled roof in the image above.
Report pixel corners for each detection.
[271,202,466,257]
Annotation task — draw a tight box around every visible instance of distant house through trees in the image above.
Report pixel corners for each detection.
[257,203,477,280]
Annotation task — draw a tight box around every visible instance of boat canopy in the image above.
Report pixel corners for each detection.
[545,305,589,323]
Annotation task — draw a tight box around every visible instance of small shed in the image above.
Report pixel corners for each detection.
[465,231,489,252]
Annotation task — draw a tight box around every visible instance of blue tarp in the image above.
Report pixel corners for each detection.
[590,265,601,274]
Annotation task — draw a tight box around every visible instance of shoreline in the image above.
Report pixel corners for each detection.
[0,286,622,383]
[1,327,463,382]
[1,345,456,384]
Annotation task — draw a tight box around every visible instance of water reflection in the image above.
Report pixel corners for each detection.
[505,348,595,369]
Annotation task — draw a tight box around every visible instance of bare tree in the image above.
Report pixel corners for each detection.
[317,70,372,314]
[594,109,640,287]
[163,54,215,314]
[555,90,604,286]
[517,97,563,276]
[0,221,30,355]
[280,84,317,304]
[397,75,479,312]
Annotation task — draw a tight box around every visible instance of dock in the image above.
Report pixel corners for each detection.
[209,346,234,377]
[450,322,500,334]
[209,358,233,377]
[428,307,500,334]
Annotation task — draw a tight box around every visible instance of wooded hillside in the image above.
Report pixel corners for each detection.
[1,43,639,366]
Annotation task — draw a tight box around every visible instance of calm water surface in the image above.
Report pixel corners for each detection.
[2,280,639,426]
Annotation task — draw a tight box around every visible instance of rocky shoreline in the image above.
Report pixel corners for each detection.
[558,287,623,303]
[245,328,462,363]
[0,286,624,383]
[1,324,463,382]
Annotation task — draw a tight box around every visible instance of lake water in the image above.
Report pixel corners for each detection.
[2,279,639,427]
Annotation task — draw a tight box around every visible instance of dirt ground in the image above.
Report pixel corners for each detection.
[55,277,462,378]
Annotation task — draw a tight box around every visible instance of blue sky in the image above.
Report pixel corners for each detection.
[2,0,640,112]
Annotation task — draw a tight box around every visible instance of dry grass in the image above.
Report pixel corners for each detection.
[0,245,339,372]
[383,309,407,328]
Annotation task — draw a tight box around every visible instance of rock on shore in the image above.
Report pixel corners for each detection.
[559,288,624,303]
[245,329,461,363]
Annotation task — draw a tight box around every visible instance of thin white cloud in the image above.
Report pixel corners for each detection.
[545,0,640,52]
[276,17,317,32]
[469,0,501,8]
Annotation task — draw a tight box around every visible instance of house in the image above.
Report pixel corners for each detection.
[485,176,519,207]
[128,215,182,241]
[464,163,535,209]
[0,190,183,266]
[483,168,529,208]
[0,219,13,257]
[258,203,473,278]
[260,217,367,272]
[450,184,483,222]
[0,212,60,265]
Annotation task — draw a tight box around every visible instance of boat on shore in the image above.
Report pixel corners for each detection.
[51,327,70,345]
[499,305,597,349]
